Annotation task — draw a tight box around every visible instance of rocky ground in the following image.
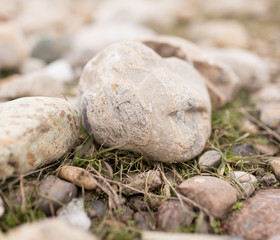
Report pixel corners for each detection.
[1,0,280,240]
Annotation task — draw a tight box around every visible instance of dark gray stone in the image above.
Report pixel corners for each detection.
[88,200,107,218]
[230,144,256,157]
[36,175,78,215]
[260,173,278,186]
[128,195,148,211]
[198,150,222,172]
[134,211,155,230]
[31,36,70,63]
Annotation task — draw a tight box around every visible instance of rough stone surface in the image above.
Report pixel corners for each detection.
[58,198,91,231]
[3,218,97,240]
[206,47,271,91]
[123,170,162,195]
[226,189,280,240]
[0,97,80,179]
[37,175,78,215]
[157,200,196,231]
[128,195,148,211]
[188,20,249,48]
[58,166,97,190]
[0,23,28,70]
[134,211,155,230]
[239,182,255,198]
[198,150,222,172]
[79,41,211,162]
[142,35,241,107]
[269,158,280,180]
[260,174,278,186]
[177,176,237,218]
[230,144,256,157]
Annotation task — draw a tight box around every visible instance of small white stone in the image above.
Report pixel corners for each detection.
[58,198,91,231]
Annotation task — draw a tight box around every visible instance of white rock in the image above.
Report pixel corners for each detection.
[19,57,46,74]
[93,0,196,29]
[0,23,28,70]
[13,0,95,36]
[44,59,74,83]
[188,20,249,48]
[58,198,91,231]
[0,97,80,179]
[79,41,211,162]
[206,47,271,91]
[233,171,258,185]
[0,59,74,100]
[0,195,4,217]
[142,35,241,107]
[3,218,97,240]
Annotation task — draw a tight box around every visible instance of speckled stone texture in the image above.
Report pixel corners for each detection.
[78,41,211,163]
[0,97,80,179]
[226,189,280,240]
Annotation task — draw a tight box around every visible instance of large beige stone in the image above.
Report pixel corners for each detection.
[177,176,237,218]
[0,23,28,70]
[0,97,80,179]
[142,36,241,107]
[79,41,211,163]
[3,218,97,240]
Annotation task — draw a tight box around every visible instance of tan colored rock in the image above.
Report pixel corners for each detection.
[79,41,211,163]
[0,195,4,217]
[3,218,97,240]
[59,166,97,190]
[177,176,237,218]
[0,97,80,180]
[259,103,280,129]
[188,20,249,48]
[206,47,271,91]
[270,158,280,180]
[142,35,241,107]
[255,143,279,156]
[123,170,162,195]
[226,189,280,240]
[0,23,28,70]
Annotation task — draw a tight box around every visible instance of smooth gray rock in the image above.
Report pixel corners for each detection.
[88,200,107,219]
[177,176,237,218]
[230,144,256,157]
[79,41,211,163]
[198,150,222,172]
[232,171,258,185]
[31,36,70,63]
[0,97,80,180]
[37,175,78,215]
